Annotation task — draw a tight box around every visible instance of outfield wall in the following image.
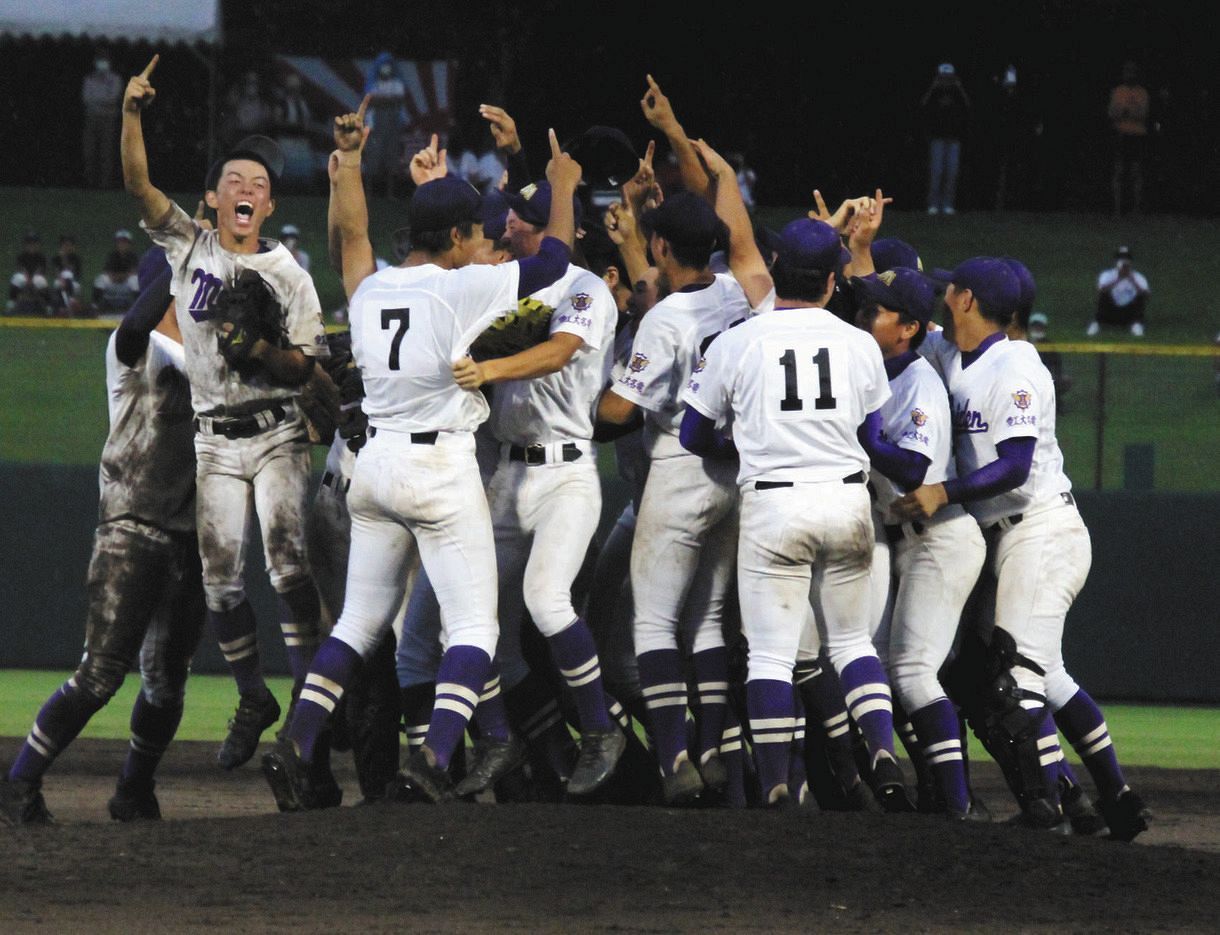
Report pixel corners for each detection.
[1,463,1217,703]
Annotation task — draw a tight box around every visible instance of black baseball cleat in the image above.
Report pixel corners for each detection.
[261,737,343,812]
[1061,783,1108,836]
[870,754,916,813]
[1008,797,1071,834]
[391,750,456,804]
[218,690,281,770]
[566,727,627,797]
[0,776,54,826]
[947,801,992,823]
[698,753,729,798]
[1099,788,1151,843]
[843,778,884,813]
[661,758,705,806]
[454,735,528,798]
[108,776,161,822]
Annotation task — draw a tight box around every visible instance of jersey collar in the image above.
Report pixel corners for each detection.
[884,350,919,381]
[961,331,1006,369]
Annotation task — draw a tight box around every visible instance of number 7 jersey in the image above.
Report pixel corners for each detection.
[349,262,520,433]
[684,302,890,485]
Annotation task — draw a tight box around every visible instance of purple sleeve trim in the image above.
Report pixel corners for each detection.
[516,236,571,297]
[942,436,1035,503]
[857,410,930,491]
[679,407,738,460]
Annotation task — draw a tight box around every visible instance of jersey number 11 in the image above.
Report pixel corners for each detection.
[778,347,836,411]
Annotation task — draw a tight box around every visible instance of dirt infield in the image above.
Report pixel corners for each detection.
[2,739,1217,933]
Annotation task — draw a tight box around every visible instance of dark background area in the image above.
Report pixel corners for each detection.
[0,0,1217,210]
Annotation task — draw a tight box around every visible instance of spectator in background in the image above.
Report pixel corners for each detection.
[92,252,140,318]
[1020,312,1072,413]
[9,232,50,314]
[364,52,407,197]
[225,71,272,144]
[280,224,311,272]
[921,62,970,215]
[455,145,505,194]
[50,268,83,317]
[1090,245,1149,337]
[106,230,139,279]
[82,53,123,188]
[1109,60,1150,217]
[274,72,314,133]
[52,235,83,280]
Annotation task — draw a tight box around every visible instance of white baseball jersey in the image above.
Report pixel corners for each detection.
[608,322,651,501]
[870,352,958,525]
[349,262,521,433]
[1097,266,1149,307]
[613,273,750,460]
[684,302,890,485]
[944,336,1071,526]
[488,265,616,445]
[142,202,328,415]
[99,330,196,533]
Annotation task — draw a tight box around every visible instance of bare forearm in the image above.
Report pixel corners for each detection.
[480,341,574,382]
[670,131,710,199]
[332,156,374,297]
[121,112,170,225]
[618,235,651,286]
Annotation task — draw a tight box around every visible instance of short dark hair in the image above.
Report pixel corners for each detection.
[652,233,714,270]
[408,221,476,255]
[970,292,1010,326]
[773,258,831,304]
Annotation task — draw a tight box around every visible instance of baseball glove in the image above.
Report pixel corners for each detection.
[215,268,288,371]
[468,296,554,362]
[297,365,341,444]
[315,331,370,450]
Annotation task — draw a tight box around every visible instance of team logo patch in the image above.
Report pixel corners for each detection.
[628,352,650,373]
[1012,389,1032,410]
[693,355,706,374]
[571,293,593,312]
[910,407,927,427]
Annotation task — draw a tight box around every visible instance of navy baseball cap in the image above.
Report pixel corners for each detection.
[998,257,1036,311]
[505,181,584,230]
[137,246,170,293]
[563,126,638,187]
[931,257,1021,314]
[775,218,842,272]
[408,177,486,233]
[641,191,722,250]
[481,188,510,242]
[872,237,922,273]
[851,267,937,325]
[206,135,284,192]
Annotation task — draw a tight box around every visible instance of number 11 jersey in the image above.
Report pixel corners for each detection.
[684,299,890,485]
[349,262,520,433]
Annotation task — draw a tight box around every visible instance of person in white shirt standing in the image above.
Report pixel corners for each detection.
[262,97,581,809]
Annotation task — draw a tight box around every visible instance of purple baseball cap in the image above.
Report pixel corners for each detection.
[137,246,170,293]
[851,267,937,324]
[931,256,1021,313]
[504,181,583,230]
[776,218,841,272]
[998,257,1036,312]
[408,177,485,233]
[872,237,922,273]
[482,188,510,242]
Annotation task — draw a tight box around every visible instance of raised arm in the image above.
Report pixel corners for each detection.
[120,55,172,227]
[330,95,376,299]
[689,138,772,308]
[844,188,890,278]
[640,75,709,199]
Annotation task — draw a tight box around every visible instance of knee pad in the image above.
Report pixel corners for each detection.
[75,653,128,704]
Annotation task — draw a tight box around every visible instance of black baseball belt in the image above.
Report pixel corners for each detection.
[195,402,290,439]
[508,442,584,466]
[366,427,438,444]
[754,471,867,491]
[987,491,1076,533]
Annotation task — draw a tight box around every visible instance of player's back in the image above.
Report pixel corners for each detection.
[615,273,749,459]
[697,306,889,484]
[350,261,519,434]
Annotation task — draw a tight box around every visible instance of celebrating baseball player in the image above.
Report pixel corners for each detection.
[895,257,1149,839]
[261,98,583,810]
[851,266,987,818]
[1,259,204,825]
[121,55,330,771]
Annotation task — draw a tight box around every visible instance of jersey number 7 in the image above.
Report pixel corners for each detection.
[778,347,836,411]
[381,307,410,370]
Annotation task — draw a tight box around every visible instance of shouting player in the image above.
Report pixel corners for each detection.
[121,55,329,770]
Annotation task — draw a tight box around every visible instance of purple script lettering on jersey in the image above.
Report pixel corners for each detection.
[188,269,225,321]
[952,398,989,434]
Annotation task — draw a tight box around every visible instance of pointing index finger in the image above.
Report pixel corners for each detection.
[140,54,160,80]
[356,94,371,124]
[548,127,562,160]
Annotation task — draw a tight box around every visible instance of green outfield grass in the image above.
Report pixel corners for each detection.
[1,669,1217,769]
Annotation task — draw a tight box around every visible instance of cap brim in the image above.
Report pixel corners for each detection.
[851,275,901,311]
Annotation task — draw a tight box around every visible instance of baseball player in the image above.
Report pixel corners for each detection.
[121,56,328,771]
[679,145,912,806]
[447,178,627,798]
[1,259,204,825]
[852,267,987,818]
[261,99,582,810]
[895,257,1149,839]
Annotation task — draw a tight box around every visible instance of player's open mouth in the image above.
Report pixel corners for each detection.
[235,202,254,224]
